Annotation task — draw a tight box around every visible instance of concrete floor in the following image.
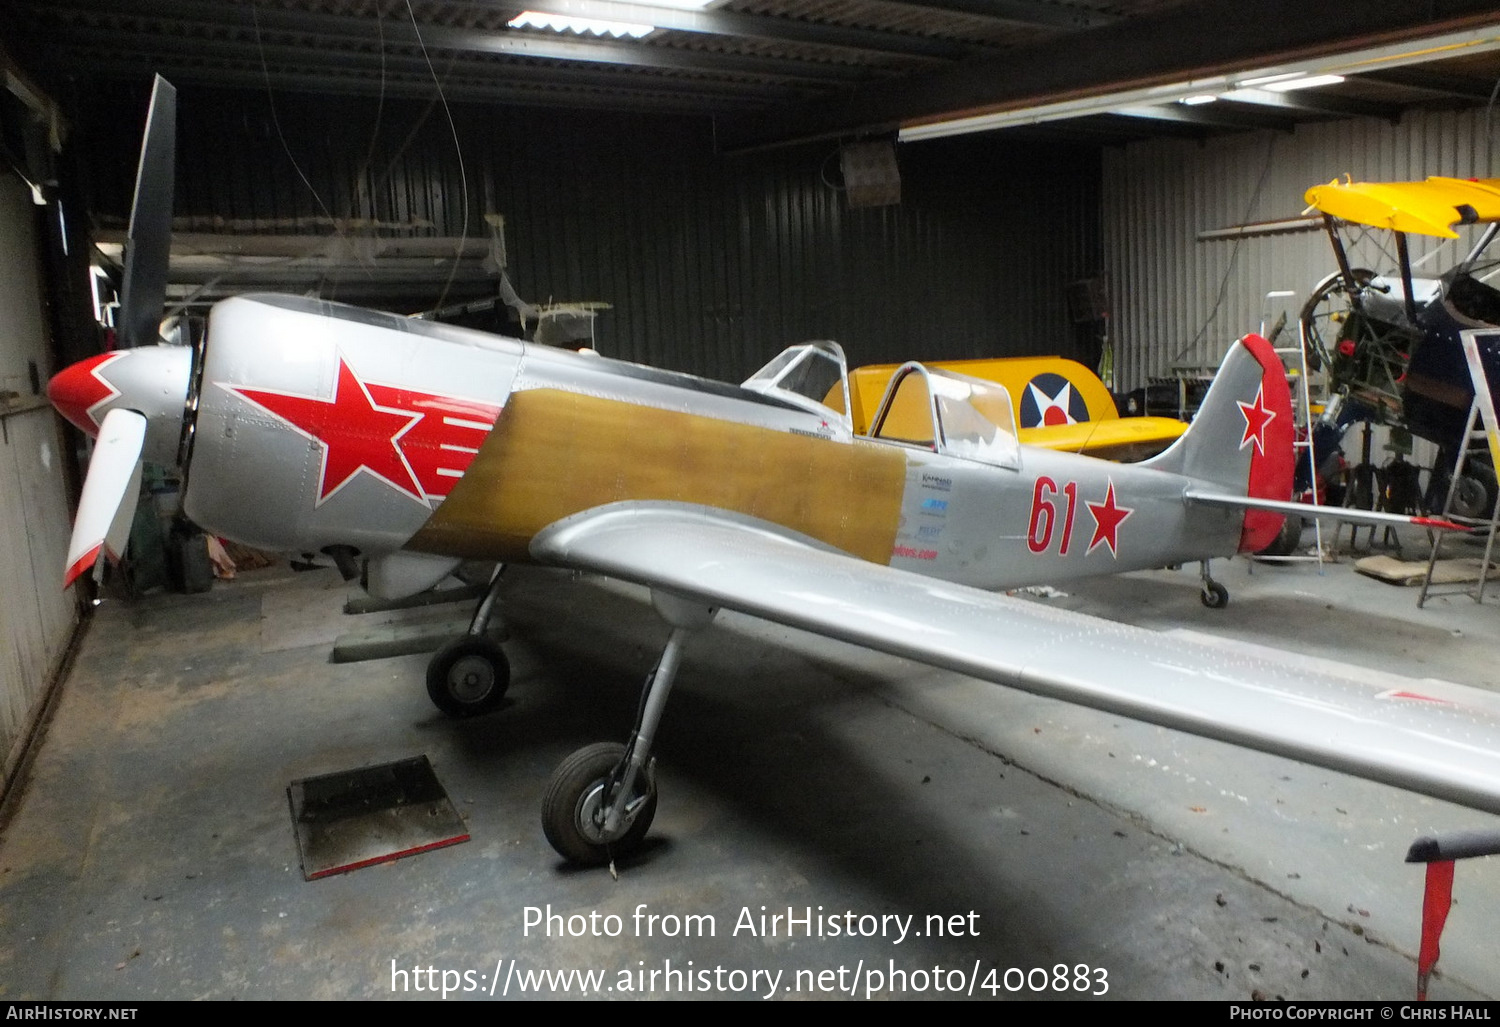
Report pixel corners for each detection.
[2,526,1498,1001]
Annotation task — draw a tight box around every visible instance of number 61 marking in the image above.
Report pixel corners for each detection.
[1026,476,1077,555]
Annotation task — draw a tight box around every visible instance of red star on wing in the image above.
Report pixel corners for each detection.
[1086,480,1133,557]
[227,355,425,505]
[1236,384,1277,455]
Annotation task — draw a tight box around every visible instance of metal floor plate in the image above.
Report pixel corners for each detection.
[288,755,469,880]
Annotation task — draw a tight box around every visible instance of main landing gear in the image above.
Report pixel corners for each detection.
[427,565,511,718]
[542,590,717,868]
[1199,560,1229,609]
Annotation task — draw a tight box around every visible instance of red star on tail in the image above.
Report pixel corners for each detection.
[1237,384,1277,456]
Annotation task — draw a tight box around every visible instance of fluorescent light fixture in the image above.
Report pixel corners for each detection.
[1238,72,1305,88]
[1180,94,1218,105]
[899,24,1500,143]
[508,0,716,38]
[1257,73,1346,92]
[508,11,655,37]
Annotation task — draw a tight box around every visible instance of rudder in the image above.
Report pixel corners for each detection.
[1141,334,1295,552]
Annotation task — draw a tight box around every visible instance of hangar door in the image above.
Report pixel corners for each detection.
[0,173,79,792]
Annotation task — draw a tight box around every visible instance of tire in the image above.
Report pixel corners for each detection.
[541,742,657,866]
[425,636,509,718]
[1428,458,1498,521]
[1201,581,1229,609]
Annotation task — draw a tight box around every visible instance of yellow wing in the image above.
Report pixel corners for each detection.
[1305,176,1500,238]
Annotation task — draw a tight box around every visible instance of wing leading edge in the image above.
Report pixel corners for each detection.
[531,501,1500,818]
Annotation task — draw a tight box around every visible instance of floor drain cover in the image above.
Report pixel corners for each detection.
[288,755,469,880]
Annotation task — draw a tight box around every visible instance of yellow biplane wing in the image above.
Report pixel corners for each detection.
[1305,176,1500,239]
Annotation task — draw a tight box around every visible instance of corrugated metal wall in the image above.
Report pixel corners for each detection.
[79,86,1102,379]
[0,175,79,785]
[1104,107,1492,391]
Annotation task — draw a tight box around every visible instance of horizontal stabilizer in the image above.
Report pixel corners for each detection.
[1184,490,1468,533]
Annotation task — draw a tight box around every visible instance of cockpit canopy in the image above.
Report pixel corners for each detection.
[742,341,853,435]
[869,363,1021,469]
[742,344,1020,466]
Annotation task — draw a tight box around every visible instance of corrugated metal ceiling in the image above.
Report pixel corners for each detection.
[4,0,1498,149]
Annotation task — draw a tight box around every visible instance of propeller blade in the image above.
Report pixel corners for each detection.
[65,408,147,588]
[116,75,176,349]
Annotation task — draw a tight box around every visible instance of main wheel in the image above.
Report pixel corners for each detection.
[426,636,510,718]
[1201,581,1229,609]
[542,742,657,866]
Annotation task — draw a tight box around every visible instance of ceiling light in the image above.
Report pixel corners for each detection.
[1180,94,1218,105]
[899,24,1500,143]
[508,11,655,38]
[507,0,717,38]
[1238,72,1305,88]
[1257,73,1346,92]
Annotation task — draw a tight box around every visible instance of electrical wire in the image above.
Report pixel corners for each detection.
[405,0,470,315]
[1168,131,1278,366]
[355,0,390,221]
[250,1,340,239]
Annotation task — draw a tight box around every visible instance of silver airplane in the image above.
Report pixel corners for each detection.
[45,77,1500,867]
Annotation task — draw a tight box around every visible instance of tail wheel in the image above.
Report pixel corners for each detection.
[1201,581,1230,609]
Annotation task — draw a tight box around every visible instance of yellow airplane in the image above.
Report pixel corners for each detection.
[846,356,1187,462]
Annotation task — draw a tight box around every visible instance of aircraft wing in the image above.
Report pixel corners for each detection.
[1018,416,1186,461]
[531,501,1500,818]
[1305,176,1500,238]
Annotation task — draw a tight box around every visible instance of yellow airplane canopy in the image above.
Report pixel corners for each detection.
[1304,176,1500,238]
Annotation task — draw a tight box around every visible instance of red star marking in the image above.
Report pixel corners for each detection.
[228,356,425,504]
[1237,383,1277,456]
[1086,480,1133,557]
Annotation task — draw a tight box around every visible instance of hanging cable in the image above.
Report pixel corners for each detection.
[406,0,471,315]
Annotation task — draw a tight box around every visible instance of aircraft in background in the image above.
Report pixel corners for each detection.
[847,355,1187,462]
[45,77,1500,868]
[1302,174,1500,516]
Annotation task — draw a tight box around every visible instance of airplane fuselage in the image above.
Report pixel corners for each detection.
[174,295,1244,596]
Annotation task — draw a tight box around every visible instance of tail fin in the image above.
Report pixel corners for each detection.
[1142,333,1295,553]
